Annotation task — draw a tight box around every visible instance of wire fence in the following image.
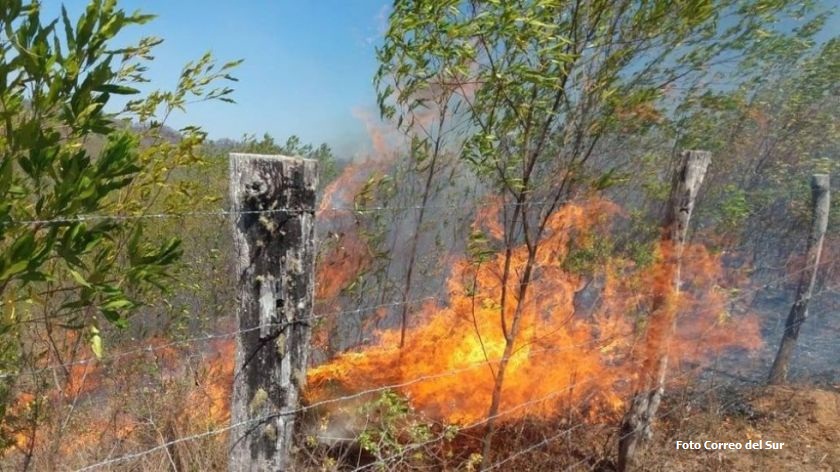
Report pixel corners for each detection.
[349,362,742,472]
[4,198,574,227]
[1,195,837,472]
[73,336,619,471]
[9,251,831,379]
[0,296,446,380]
[68,279,840,471]
[0,195,600,383]
[348,286,840,472]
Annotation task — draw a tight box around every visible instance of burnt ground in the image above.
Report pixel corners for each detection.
[697,286,840,388]
[635,385,840,472]
[758,290,840,387]
[296,288,840,471]
[631,287,840,472]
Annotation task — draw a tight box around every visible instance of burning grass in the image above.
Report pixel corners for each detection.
[1,335,234,471]
[306,197,763,431]
[0,180,773,471]
[296,382,840,471]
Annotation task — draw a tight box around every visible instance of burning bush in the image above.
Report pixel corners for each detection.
[306,198,763,430]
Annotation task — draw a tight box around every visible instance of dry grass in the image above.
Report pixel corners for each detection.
[5,355,837,472]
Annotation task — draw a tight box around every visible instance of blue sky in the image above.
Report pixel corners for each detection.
[47,1,391,158]
[41,1,839,159]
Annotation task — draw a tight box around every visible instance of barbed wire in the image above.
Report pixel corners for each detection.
[453,352,747,471]
[555,379,748,471]
[12,262,835,469]
[348,382,601,472]
[5,192,829,381]
[725,258,838,305]
[0,295,445,380]
[4,198,572,227]
[352,348,740,472]
[269,285,835,472]
[2,189,834,470]
[73,334,630,471]
[18,260,827,402]
[16,217,827,382]
[483,381,734,471]
[483,295,840,471]
[67,287,840,471]
[484,423,597,471]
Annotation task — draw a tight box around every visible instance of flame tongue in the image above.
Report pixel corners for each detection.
[308,199,625,423]
[307,198,762,424]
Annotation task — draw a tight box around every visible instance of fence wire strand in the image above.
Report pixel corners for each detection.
[72,279,839,471]
[73,335,623,471]
[1,196,834,471]
[6,198,570,227]
[0,295,446,380]
[6,251,833,382]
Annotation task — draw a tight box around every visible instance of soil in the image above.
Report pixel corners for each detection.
[638,385,840,471]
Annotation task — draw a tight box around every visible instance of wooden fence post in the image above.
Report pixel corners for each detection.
[617,150,711,471]
[228,153,317,471]
[768,174,830,384]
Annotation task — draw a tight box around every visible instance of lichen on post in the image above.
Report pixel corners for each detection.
[228,153,317,471]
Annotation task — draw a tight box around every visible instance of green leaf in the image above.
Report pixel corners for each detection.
[0,260,29,281]
[93,83,140,95]
[90,326,103,359]
[68,269,92,288]
[100,298,134,311]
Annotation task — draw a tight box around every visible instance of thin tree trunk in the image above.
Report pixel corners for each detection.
[228,153,318,471]
[480,245,538,470]
[398,137,442,348]
[768,174,830,384]
[617,150,711,471]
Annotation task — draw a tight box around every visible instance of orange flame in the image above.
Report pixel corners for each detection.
[307,198,762,424]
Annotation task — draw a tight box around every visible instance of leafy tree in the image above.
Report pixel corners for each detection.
[237,133,340,188]
[691,37,838,229]
[0,0,239,460]
[376,0,832,466]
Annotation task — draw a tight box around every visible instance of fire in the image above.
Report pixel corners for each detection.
[0,333,237,466]
[307,198,763,425]
[183,339,235,427]
[350,108,401,160]
[316,120,397,300]
[318,159,387,215]
[313,111,399,353]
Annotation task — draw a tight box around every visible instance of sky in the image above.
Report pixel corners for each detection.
[40,1,839,160]
[45,0,391,158]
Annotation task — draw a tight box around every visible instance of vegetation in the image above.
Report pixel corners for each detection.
[0,0,241,466]
[374,0,837,466]
[214,132,340,191]
[0,0,836,470]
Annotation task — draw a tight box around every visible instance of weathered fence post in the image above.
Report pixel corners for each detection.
[768,174,830,384]
[228,153,317,471]
[617,150,711,471]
